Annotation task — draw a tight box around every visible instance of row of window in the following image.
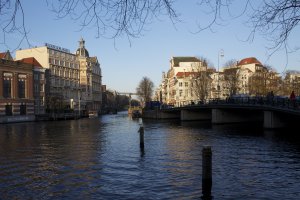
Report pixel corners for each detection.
[50,89,80,100]
[178,82,189,87]
[49,50,76,61]
[92,66,101,75]
[3,74,27,99]
[51,78,79,88]
[49,58,79,69]
[178,89,193,97]
[50,66,79,79]
[34,73,45,80]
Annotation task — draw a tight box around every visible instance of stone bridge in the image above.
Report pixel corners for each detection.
[142,99,300,129]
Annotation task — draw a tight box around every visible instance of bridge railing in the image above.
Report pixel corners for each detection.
[176,96,300,111]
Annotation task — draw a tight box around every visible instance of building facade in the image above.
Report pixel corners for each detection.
[157,56,283,107]
[0,51,35,123]
[161,57,211,106]
[16,38,102,115]
[75,38,102,113]
[19,57,46,115]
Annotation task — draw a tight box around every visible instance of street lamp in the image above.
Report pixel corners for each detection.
[217,49,224,99]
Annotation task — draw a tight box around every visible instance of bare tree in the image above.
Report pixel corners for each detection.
[264,65,281,95]
[0,0,29,49]
[115,94,130,110]
[283,70,300,96]
[190,58,212,102]
[46,94,65,113]
[50,0,177,39]
[196,0,300,52]
[103,89,116,108]
[0,0,177,49]
[248,71,265,96]
[136,76,154,104]
[223,60,239,96]
[223,59,237,68]
[250,0,300,51]
[248,66,280,96]
[2,0,300,52]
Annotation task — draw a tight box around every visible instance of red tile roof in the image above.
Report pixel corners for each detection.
[0,52,6,59]
[237,57,262,66]
[176,72,199,78]
[19,57,43,68]
[0,51,12,60]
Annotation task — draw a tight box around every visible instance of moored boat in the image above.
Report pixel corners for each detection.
[88,111,98,118]
[128,106,142,118]
[131,110,142,118]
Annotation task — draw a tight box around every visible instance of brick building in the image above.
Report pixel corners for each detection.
[0,51,35,123]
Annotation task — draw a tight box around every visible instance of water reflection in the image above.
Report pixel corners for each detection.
[0,114,300,199]
[0,119,104,199]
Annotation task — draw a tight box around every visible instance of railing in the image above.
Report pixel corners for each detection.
[170,96,300,111]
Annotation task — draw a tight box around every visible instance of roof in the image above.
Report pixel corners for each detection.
[19,57,43,68]
[76,37,89,57]
[223,67,238,73]
[76,47,89,57]
[88,56,98,63]
[176,72,198,78]
[0,51,13,60]
[172,57,201,66]
[237,57,262,66]
[0,52,6,59]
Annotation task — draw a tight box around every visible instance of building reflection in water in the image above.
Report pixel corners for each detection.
[0,119,105,198]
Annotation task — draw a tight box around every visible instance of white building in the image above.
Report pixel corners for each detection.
[157,56,274,106]
[16,38,102,115]
[236,57,267,95]
[161,56,210,106]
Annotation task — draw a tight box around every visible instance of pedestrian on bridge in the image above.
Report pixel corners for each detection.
[267,91,274,105]
[290,91,296,108]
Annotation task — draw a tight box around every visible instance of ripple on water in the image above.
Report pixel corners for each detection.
[0,115,300,199]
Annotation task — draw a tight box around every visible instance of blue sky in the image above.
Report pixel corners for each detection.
[1,1,300,93]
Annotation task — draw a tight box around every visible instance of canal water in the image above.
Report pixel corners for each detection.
[0,111,300,199]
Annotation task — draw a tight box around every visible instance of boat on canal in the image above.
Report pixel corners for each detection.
[131,110,142,118]
[88,111,98,118]
[128,106,142,118]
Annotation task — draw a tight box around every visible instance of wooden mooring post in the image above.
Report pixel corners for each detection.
[138,118,144,151]
[202,146,212,200]
[139,126,144,149]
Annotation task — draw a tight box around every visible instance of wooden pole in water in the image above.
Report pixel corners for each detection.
[202,146,212,200]
[138,118,145,155]
[139,126,144,150]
